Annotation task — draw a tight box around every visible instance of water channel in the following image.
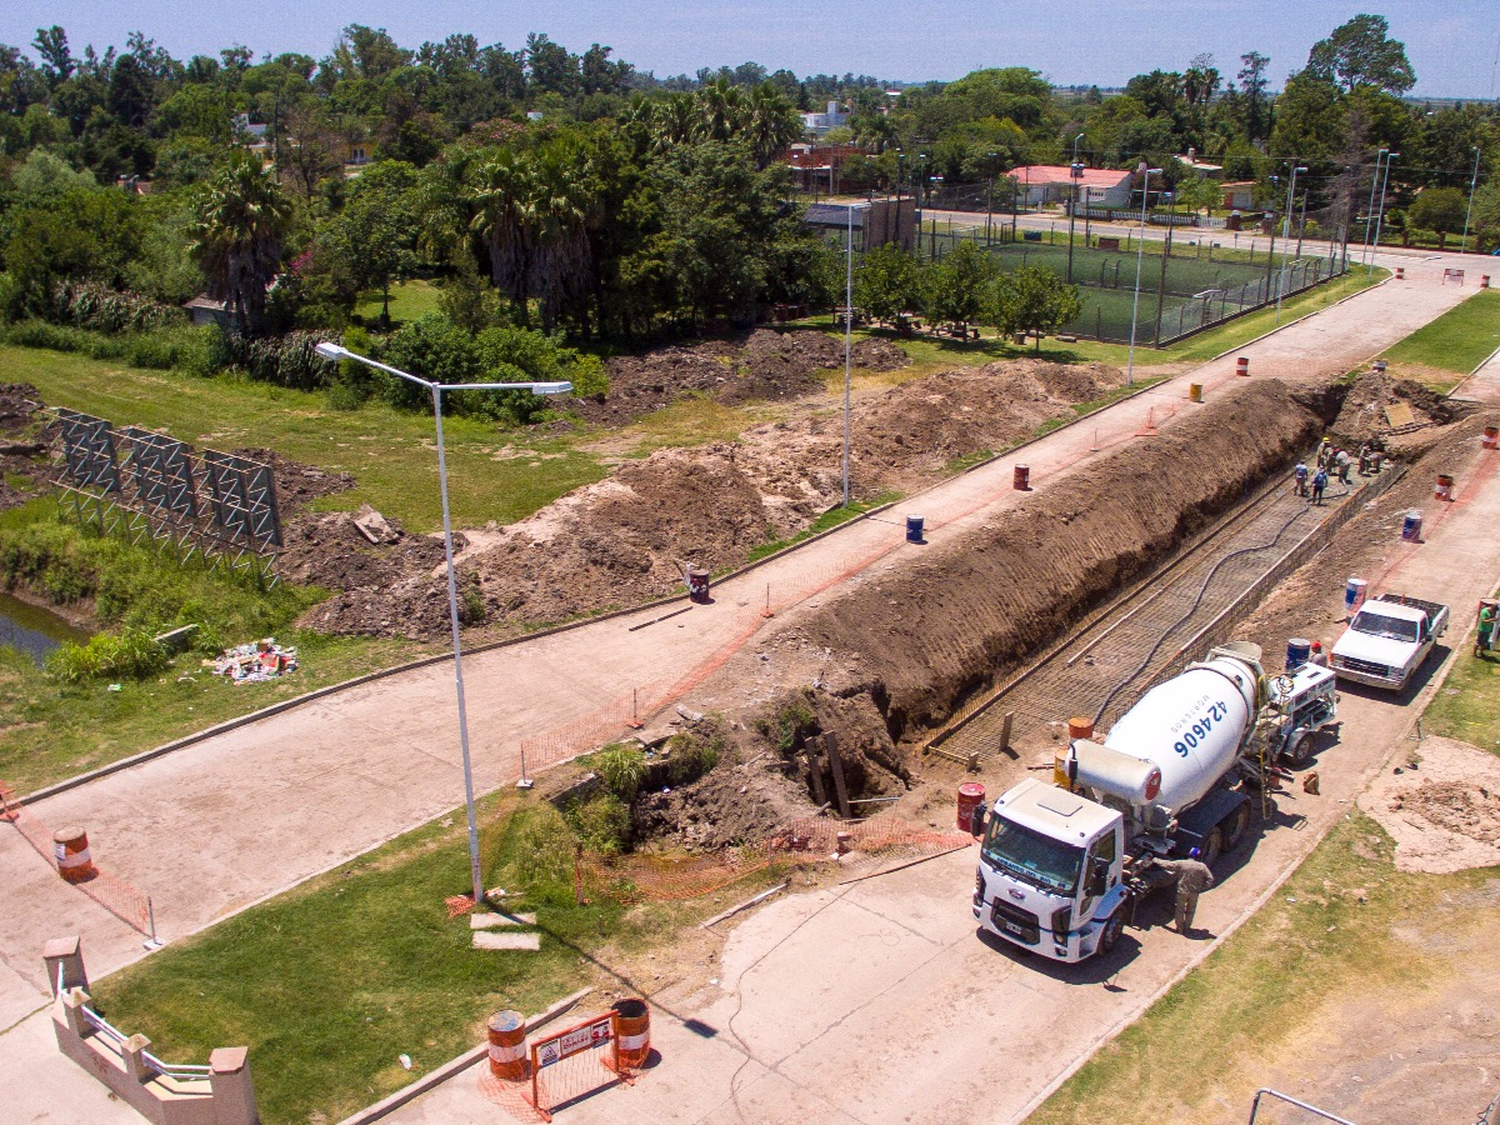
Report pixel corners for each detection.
[0,590,90,665]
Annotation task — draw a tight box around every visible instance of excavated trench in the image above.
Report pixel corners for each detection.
[779,379,1351,759]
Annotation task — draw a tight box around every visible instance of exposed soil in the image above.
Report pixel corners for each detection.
[570,327,909,426]
[0,384,48,510]
[1359,736,1500,873]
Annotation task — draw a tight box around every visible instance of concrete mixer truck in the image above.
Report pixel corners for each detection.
[972,641,1337,962]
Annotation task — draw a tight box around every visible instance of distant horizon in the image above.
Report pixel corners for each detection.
[2,2,1497,102]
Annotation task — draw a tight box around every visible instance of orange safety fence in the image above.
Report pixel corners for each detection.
[478,1008,643,1123]
[1,779,154,937]
[574,815,972,905]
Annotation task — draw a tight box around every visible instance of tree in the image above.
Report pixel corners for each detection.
[189,152,294,336]
[991,266,1081,351]
[1407,187,1468,250]
[854,243,922,325]
[328,160,421,322]
[922,240,994,332]
[1305,14,1415,95]
[1236,51,1271,144]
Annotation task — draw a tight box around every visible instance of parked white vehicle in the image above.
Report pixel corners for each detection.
[1329,594,1449,691]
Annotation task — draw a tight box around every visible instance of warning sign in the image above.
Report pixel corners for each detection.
[535,1016,613,1069]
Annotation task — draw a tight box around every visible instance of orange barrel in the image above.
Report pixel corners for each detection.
[1484,426,1499,450]
[1235,356,1249,377]
[1066,716,1094,742]
[835,830,853,855]
[957,782,986,832]
[53,827,94,884]
[1013,464,1030,491]
[1395,266,1405,280]
[1435,473,1455,501]
[612,999,650,1069]
[1482,275,1491,289]
[487,1010,528,1080]
[1188,383,1203,403]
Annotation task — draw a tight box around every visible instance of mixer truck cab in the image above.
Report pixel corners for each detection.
[975,777,1131,960]
[975,642,1313,963]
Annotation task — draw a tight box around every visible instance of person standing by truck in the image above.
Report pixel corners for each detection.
[1477,602,1495,659]
[1153,851,1215,934]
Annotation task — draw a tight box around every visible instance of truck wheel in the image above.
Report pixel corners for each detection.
[1222,803,1251,850]
[1198,827,1223,867]
[1286,733,1314,767]
[1099,911,1125,954]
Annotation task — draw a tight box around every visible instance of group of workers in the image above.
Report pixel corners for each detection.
[1292,437,1387,506]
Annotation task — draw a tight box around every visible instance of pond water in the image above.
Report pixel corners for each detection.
[0,591,90,666]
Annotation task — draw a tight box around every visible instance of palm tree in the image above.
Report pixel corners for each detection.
[189,152,292,337]
[744,83,804,168]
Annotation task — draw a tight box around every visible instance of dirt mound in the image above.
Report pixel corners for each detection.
[1329,372,1471,447]
[300,356,1122,638]
[787,378,1327,736]
[1359,736,1500,873]
[572,328,910,425]
[842,361,1123,490]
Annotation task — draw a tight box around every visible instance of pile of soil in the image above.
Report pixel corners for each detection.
[1358,736,1500,873]
[293,357,1128,638]
[1328,372,1467,449]
[570,328,909,426]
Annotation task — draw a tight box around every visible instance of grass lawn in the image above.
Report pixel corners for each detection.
[353,278,445,329]
[0,629,439,795]
[89,793,780,1124]
[0,345,608,534]
[1379,288,1500,388]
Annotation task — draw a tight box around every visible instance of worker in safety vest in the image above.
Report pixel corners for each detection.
[1153,851,1215,934]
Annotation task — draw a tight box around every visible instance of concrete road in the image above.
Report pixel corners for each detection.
[380,329,1500,1125]
[0,256,1489,1124]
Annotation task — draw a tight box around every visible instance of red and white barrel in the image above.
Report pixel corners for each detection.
[1482,425,1498,450]
[53,827,95,884]
[612,999,650,1069]
[1235,356,1250,377]
[1435,473,1455,501]
[957,782,986,832]
[487,1010,528,1080]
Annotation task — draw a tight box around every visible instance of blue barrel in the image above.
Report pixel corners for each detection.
[1286,637,1311,671]
[1401,510,1422,542]
[906,515,925,543]
[1345,577,1367,613]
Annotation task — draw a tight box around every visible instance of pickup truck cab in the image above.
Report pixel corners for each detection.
[1330,594,1449,691]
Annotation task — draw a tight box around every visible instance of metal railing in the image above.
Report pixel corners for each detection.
[74,993,213,1082]
[1247,1087,1359,1125]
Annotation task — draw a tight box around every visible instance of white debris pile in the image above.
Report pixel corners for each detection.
[210,638,299,684]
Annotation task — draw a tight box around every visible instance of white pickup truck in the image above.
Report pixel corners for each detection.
[1329,593,1450,691]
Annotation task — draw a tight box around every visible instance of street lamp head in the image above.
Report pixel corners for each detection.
[1294,166,1308,174]
[314,342,351,362]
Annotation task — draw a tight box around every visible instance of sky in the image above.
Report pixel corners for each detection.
[2,1,1497,101]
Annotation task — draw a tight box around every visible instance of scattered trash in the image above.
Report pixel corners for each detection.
[210,638,299,684]
[399,1054,412,1070]
[107,684,122,692]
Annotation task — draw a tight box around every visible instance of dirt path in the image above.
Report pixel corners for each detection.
[0,257,1483,1124]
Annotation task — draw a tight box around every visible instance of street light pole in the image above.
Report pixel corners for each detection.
[313,342,570,908]
[1125,164,1163,388]
[1275,165,1307,324]
[1368,152,1399,278]
[1461,145,1481,255]
[1361,148,1387,267]
[1067,133,1084,283]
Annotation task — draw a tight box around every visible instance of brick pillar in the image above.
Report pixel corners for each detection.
[58,987,90,1038]
[123,1034,153,1084]
[42,936,88,995]
[210,1046,260,1125]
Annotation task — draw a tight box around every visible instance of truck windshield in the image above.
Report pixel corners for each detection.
[1352,611,1418,642]
[981,816,1085,895]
